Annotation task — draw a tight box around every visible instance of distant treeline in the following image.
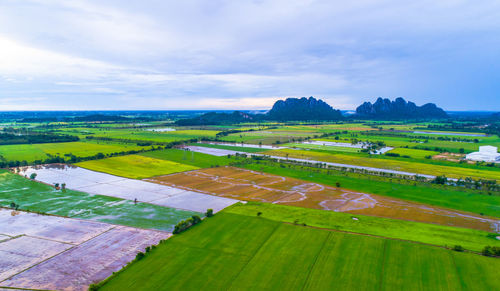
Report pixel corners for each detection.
[21,114,153,123]
[0,132,79,145]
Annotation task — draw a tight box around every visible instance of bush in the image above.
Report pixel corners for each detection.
[432,175,447,185]
[206,208,214,217]
[173,215,202,234]
[135,252,145,260]
[29,173,37,180]
[482,246,500,257]
[453,245,464,252]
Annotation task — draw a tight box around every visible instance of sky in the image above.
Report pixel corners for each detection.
[0,0,499,111]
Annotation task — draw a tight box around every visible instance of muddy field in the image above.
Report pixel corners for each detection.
[17,164,238,213]
[150,167,500,232]
[0,208,169,291]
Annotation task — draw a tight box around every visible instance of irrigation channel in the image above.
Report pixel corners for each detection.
[185,144,436,179]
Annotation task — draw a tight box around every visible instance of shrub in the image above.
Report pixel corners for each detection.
[453,245,464,252]
[206,208,214,217]
[29,173,37,180]
[482,246,500,257]
[192,215,202,225]
[135,252,145,260]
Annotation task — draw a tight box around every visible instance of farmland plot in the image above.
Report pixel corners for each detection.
[98,213,500,291]
[0,170,199,232]
[17,165,238,213]
[150,167,500,232]
[0,209,169,291]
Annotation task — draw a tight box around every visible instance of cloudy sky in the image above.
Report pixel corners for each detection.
[0,0,499,111]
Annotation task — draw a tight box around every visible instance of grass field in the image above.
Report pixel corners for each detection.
[238,162,500,218]
[0,170,200,231]
[264,148,500,181]
[386,148,440,159]
[55,128,220,142]
[226,202,500,252]
[141,148,235,168]
[97,212,500,290]
[76,155,199,179]
[0,141,152,162]
[320,132,500,153]
[285,142,361,153]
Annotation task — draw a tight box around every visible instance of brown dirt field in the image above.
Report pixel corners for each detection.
[432,152,466,162]
[150,167,500,232]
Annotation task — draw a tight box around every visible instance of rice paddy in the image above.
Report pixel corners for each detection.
[0,170,200,231]
[97,213,500,291]
[263,148,500,181]
[148,166,500,232]
[77,155,199,179]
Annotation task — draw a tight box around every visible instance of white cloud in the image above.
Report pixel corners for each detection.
[0,0,499,110]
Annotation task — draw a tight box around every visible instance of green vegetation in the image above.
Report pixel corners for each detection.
[264,148,500,181]
[236,161,500,217]
[225,202,500,252]
[0,170,200,231]
[97,212,500,291]
[387,147,440,159]
[285,142,361,153]
[76,155,198,179]
[0,141,153,163]
[141,148,234,168]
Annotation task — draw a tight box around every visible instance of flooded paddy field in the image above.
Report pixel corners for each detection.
[150,167,500,232]
[0,170,200,231]
[0,209,169,290]
[185,145,243,156]
[17,165,238,213]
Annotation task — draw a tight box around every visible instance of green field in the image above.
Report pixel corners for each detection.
[97,212,500,290]
[55,127,220,142]
[0,141,152,162]
[141,148,234,168]
[386,147,440,158]
[264,148,500,181]
[77,155,199,179]
[238,161,500,218]
[220,130,314,144]
[319,132,500,153]
[285,142,361,153]
[0,170,199,231]
[226,202,500,252]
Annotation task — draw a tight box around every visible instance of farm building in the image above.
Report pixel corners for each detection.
[465,146,500,162]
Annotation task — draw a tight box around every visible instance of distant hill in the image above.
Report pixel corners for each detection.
[355,97,448,119]
[175,97,343,125]
[266,97,343,121]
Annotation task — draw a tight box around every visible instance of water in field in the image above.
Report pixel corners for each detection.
[145,127,176,132]
[0,170,200,231]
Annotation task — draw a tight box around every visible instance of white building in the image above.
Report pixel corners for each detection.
[466,146,500,163]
